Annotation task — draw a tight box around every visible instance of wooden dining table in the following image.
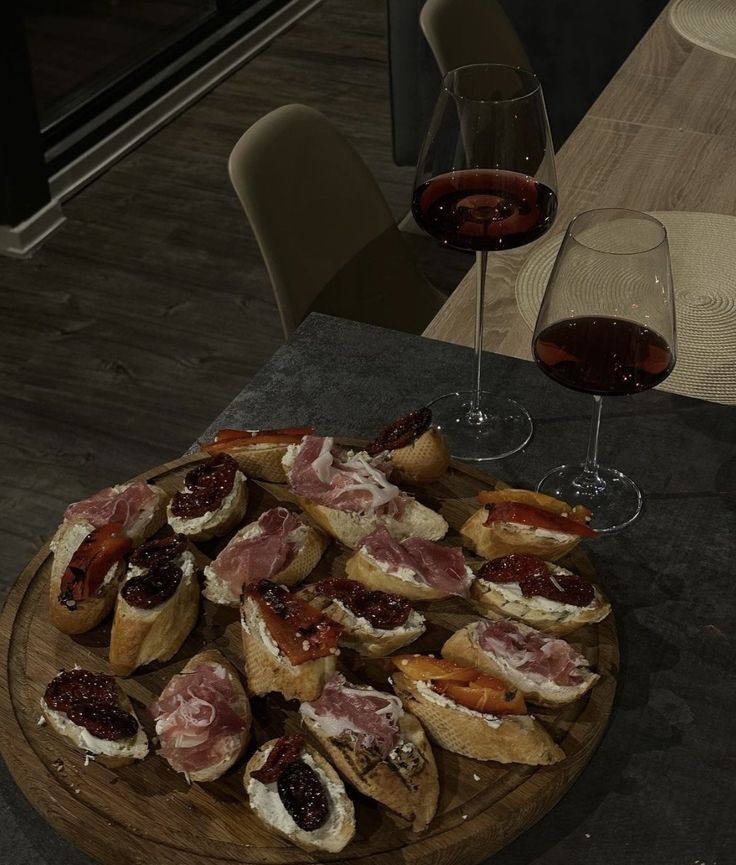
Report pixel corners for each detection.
[424,0,736,363]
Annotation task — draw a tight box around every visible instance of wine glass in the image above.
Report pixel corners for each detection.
[532,208,677,533]
[412,63,557,461]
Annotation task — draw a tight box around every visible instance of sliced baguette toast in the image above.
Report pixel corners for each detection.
[297,496,448,550]
[244,738,355,853]
[391,671,564,765]
[297,583,426,658]
[212,443,289,483]
[344,546,469,601]
[49,519,127,635]
[441,622,600,707]
[41,675,148,768]
[203,516,328,607]
[167,466,249,542]
[109,551,200,676]
[388,428,450,485]
[302,706,438,831]
[470,567,611,636]
[154,649,251,782]
[461,506,583,561]
[240,595,337,701]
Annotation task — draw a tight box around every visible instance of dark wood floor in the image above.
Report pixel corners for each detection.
[1,0,472,595]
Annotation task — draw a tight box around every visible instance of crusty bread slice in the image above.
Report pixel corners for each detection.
[461,507,582,562]
[302,708,438,831]
[49,519,125,635]
[297,496,448,550]
[41,680,148,768]
[215,444,289,483]
[109,552,200,676]
[470,571,611,636]
[167,470,249,542]
[296,586,426,658]
[441,622,600,707]
[155,649,251,783]
[244,739,355,853]
[391,671,564,765]
[388,428,450,485]
[240,596,337,701]
[203,519,328,607]
[344,547,465,601]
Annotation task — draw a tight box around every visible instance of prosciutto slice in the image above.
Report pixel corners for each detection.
[152,663,247,777]
[300,673,402,757]
[287,436,405,516]
[361,527,471,596]
[475,619,587,687]
[208,507,300,597]
[64,482,159,534]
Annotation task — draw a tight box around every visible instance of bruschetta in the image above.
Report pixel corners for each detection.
[389,655,564,765]
[282,435,448,549]
[203,506,327,606]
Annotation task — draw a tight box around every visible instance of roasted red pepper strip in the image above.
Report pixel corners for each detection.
[483,502,598,538]
[205,426,314,446]
[247,580,342,665]
[59,522,132,606]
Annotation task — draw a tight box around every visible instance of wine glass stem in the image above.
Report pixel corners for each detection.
[576,395,605,492]
[468,250,488,424]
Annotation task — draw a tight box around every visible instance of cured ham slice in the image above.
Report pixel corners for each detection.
[361,527,471,596]
[64,482,161,536]
[152,661,248,778]
[287,436,405,516]
[207,507,300,597]
[475,619,587,687]
[300,673,402,758]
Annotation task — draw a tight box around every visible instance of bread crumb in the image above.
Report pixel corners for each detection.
[37,716,46,726]
[585,833,590,839]
[473,773,480,782]
[462,814,468,820]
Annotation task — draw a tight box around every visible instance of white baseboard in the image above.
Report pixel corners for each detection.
[0,0,322,258]
[0,201,66,258]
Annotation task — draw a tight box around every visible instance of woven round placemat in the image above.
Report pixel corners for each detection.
[669,0,736,59]
[515,211,736,405]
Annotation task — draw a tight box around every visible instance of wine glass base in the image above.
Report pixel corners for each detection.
[429,391,533,461]
[536,463,642,534]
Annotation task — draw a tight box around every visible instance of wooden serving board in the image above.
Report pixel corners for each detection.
[0,453,618,865]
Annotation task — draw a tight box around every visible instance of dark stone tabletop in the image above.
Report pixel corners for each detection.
[3,313,734,865]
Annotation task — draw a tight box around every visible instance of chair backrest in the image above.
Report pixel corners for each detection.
[228,104,444,338]
[420,0,530,77]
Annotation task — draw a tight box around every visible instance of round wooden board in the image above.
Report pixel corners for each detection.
[0,453,618,865]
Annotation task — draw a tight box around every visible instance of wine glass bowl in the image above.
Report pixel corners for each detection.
[532,209,677,532]
[412,64,557,460]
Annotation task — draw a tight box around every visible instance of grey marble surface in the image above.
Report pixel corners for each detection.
[3,313,734,865]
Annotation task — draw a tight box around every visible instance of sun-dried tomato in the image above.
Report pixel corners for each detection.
[66,700,139,741]
[277,759,329,831]
[129,533,186,568]
[170,453,238,518]
[366,407,432,454]
[121,563,183,609]
[315,579,411,629]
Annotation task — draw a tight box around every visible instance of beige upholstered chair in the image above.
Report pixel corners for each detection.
[228,104,446,339]
[419,0,530,76]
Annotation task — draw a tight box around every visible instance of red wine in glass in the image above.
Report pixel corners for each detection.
[412,169,557,252]
[411,64,558,461]
[532,208,677,533]
[534,316,674,395]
